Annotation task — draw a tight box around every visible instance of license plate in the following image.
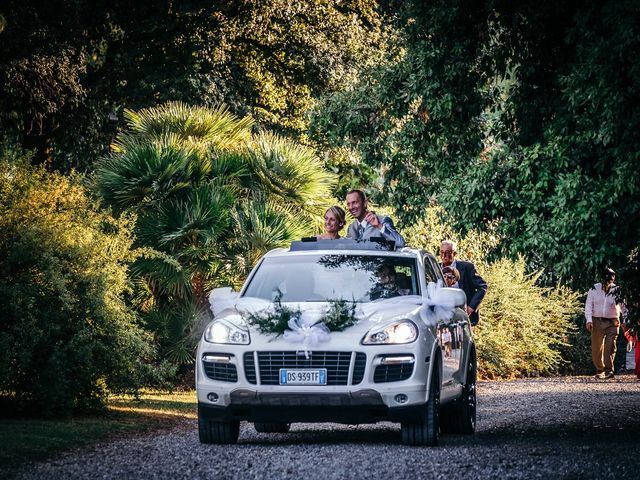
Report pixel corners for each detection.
[279,368,327,385]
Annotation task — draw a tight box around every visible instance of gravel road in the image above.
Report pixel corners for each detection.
[9,374,640,480]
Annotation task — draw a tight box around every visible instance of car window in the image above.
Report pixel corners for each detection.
[423,254,441,284]
[242,254,420,302]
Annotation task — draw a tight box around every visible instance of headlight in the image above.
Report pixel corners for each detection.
[362,320,418,345]
[204,318,250,345]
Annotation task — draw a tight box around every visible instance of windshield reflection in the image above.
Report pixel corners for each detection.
[242,254,419,303]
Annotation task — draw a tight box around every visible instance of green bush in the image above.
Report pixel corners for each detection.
[555,317,592,376]
[403,207,583,379]
[0,156,168,416]
[474,258,582,378]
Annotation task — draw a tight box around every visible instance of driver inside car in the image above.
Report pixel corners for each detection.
[369,263,410,300]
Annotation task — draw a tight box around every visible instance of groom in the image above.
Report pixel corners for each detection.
[345,189,405,248]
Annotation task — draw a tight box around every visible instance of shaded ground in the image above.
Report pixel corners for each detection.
[6,374,640,479]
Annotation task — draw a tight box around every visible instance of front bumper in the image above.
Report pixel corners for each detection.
[198,389,429,424]
[196,344,433,424]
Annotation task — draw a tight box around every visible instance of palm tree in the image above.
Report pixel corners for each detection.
[96,101,336,366]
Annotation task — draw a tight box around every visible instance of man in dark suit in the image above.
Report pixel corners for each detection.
[440,240,487,326]
[345,189,405,247]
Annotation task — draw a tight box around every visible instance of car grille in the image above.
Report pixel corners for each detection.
[202,356,238,382]
[352,352,367,385]
[255,351,352,385]
[244,352,257,384]
[373,363,414,383]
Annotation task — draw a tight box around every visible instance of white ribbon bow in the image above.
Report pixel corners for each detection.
[421,281,457,324]
[283,315,331,359]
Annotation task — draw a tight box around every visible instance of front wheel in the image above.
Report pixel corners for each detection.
[198,406,240,444]
[401,364,440,446]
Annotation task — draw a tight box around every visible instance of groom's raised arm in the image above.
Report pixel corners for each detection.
[380,217,405,248]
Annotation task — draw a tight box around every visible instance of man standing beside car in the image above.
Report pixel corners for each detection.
[439,240,487,326]
[345,189,405,247]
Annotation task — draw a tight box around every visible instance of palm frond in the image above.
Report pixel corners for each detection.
[96,135,199,212]
[246,132,337,214]
[156,182,234,251]
[231,196,308,268]
[164,299,208,365]
[209,149,252,188]
[122,102,254,150]
[130,249,193,301]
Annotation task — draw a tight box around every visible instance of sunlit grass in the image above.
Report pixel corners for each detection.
[108,390,197,418]
[0,390,196,472]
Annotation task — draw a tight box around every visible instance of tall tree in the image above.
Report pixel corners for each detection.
[0,0,390,171]
[312,0,640,290]
[96,101,335,363]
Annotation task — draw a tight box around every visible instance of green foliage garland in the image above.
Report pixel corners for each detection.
[244,293,358,336]
[322,299,359,333]
[243,292,301,336]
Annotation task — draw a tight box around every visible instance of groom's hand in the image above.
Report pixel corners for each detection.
[365,211,381,229]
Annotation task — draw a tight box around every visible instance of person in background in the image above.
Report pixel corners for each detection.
[585,267,626,380]
[635,334,640,380]
[317,206,346,240]
[442,265,461,288]
[439,240,487,326]
[441,327,452,358]
[635,331,640,380]
[345,189,405,247]
[615,323,629,374]
[623,327,640,379]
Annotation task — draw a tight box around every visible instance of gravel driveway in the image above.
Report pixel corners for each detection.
[9,374,640,480]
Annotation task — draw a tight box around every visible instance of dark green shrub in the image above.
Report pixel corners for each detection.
[404,207,583,379]
[474,258,582,379]
[0,156,168,416]
[555,316,592,376]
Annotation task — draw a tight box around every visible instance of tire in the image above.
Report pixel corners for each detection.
[401,361,440,446]
[254,422,291,433]
[441,349,477,435]
[198,408,240,444]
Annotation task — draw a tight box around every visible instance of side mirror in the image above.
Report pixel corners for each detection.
[209,287,239,317]
[433,287,467,309]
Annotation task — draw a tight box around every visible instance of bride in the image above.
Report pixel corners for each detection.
[317,206,346,240]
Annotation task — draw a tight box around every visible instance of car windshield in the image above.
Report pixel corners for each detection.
[242,254,420,303]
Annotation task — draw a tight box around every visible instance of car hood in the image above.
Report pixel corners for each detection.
[215,295,426,336]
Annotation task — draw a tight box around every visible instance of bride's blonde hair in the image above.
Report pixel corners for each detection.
[326,205,346,228]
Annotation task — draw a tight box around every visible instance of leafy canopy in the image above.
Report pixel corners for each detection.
[0,0,391,170]
[312,0,640,293]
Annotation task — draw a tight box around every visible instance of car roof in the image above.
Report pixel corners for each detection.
[262,240,428,260]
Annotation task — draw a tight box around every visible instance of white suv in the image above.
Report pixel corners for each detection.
[196,239,477,446]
